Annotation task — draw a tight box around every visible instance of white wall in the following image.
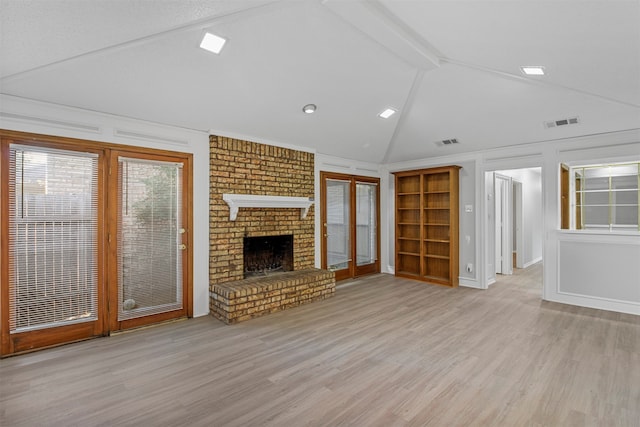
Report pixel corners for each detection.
[0,95,212,317]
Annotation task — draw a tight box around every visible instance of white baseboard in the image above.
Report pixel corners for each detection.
[459,277,482,289]
[546,293,640,316]
[523,257,542,268]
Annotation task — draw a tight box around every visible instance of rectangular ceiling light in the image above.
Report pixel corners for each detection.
[378,108,396,119]
[200,32,226,54]
[520,66,545,76]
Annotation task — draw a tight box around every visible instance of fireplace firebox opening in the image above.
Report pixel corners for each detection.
[243,234,293,277]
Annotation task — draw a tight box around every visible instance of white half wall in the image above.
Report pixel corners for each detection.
[554,232,640,313]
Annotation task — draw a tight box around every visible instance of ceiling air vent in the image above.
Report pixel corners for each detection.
[435,138,460,146]
[545,116,579,129]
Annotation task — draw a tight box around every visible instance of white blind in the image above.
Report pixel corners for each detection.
[9,145,99,333]
[117,157,183,321]
[326,179,350,269]
[356,182,377,265]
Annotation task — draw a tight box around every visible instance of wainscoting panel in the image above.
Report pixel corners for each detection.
[558,235,640,303]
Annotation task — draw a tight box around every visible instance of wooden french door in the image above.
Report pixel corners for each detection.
[0,131,192,356]
[107,151,191,331]
[320,172,380,281]
[0,138,107,355]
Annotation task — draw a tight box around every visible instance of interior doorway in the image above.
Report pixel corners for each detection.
[485,167,543,287]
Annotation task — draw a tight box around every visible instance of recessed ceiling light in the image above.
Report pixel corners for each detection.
[520,66,545,76]
[378,108,396,119]
[302,104,317,114]
[200,32,226,54]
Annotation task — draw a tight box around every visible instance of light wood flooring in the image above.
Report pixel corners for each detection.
[2,264,640,426]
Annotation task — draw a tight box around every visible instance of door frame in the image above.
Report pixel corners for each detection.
[0,130,193,356]
[320,171,380,281]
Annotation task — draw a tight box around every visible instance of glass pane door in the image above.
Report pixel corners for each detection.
[321,172,380,281]
[356,182,377,267]
[114,155,186,327]
[326,179,351,272]
[3,143,104,354]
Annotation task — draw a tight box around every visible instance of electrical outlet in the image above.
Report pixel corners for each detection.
[466,263,473,273]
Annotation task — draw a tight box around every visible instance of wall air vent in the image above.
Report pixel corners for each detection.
[0,112,101,133]
[435,138,460,146]
[113,128,189,145]
[545,116,579,129]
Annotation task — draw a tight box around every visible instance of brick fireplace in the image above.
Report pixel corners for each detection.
[209,136,335,323]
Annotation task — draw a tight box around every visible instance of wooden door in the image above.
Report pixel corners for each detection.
[107,151,192,331]
[1,139,107,355]
[1,131,193,356]
[354,180,380,276]
[320,172,380,280]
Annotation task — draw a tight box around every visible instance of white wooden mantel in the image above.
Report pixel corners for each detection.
[222,194,314,221]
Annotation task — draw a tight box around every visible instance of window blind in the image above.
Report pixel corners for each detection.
[326,179,350,269]
[117,157,183,321]
[356,182,377,266]
[8,145,99,333]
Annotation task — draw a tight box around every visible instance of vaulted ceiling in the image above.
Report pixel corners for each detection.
[1,0,639,163]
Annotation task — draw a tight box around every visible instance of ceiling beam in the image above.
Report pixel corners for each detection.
[322,0,440,70]
[382,68,425,163]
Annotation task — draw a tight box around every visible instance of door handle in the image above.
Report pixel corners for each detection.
[179,244,187,250]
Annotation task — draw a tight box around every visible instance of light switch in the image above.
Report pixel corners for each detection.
[465,204,473,213]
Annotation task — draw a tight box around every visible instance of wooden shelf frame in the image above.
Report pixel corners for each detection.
[394,165,461,287]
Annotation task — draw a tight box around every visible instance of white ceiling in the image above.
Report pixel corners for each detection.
[1,0,639,163]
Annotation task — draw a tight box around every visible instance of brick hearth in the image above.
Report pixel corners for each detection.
[210,269,335,324]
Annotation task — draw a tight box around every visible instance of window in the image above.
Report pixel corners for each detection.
[563,162,639,231]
